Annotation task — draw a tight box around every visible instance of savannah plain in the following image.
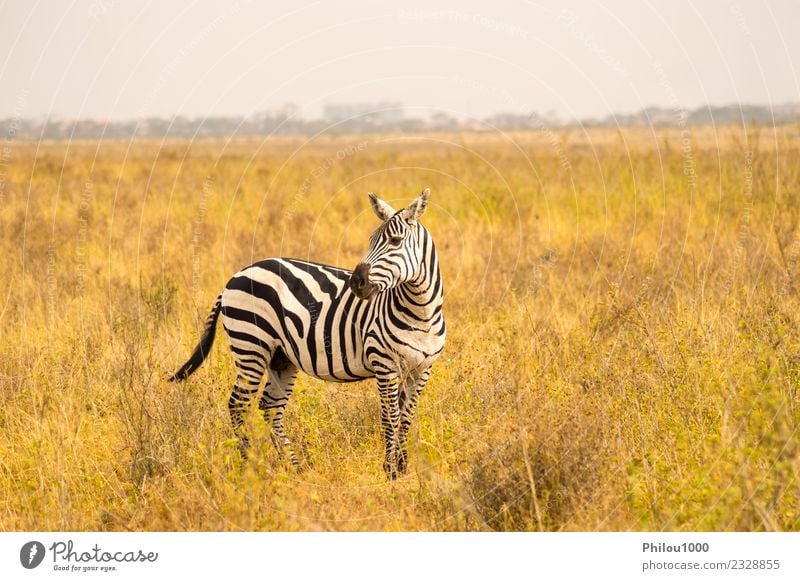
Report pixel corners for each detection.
[1,125,799,531]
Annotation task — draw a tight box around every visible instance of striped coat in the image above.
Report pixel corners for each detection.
[171,190,445,478]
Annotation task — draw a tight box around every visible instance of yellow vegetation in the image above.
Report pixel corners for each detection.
[1,126,799,530]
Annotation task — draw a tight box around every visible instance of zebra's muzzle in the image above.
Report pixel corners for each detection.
[349,263,377,300]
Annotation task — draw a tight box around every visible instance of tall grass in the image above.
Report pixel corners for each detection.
[1,126,799,530]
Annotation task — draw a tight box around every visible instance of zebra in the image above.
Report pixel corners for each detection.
[169,189,445,479]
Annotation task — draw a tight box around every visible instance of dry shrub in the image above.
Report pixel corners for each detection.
[467,393,604,531]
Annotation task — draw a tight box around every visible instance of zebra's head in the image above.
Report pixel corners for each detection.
[349,189,431,300]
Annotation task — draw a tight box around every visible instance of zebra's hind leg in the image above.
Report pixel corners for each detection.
[258,349,300,470]
[228,363,266,460]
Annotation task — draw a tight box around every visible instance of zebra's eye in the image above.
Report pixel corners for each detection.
[389,235,404,246]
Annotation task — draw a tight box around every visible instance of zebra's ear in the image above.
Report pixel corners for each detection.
[368,192,396,221]
[401,188,430,225]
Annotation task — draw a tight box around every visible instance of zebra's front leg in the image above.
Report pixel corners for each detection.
[377,374,401,480]
[258,366,300,469]
[397,367,432,474]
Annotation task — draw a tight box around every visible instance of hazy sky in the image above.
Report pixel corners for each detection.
[0,0,797,121]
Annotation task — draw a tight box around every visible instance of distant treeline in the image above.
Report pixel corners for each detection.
[3,103,798,140]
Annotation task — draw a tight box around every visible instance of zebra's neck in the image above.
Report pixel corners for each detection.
[387,226,444,329]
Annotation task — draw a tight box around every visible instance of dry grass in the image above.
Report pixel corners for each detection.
[1,126,800,531]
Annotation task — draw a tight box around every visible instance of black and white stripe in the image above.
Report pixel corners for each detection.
[170,189,445,478]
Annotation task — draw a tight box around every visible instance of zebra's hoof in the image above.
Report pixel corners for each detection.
[237,437,250,461]
[383,462,398,481]
[397,451,408,475]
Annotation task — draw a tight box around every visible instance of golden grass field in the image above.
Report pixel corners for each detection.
[1,125,799,531]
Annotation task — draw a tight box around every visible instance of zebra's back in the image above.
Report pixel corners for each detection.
[220,257,374,382]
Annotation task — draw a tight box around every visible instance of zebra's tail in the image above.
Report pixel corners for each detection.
[168,294,223,382]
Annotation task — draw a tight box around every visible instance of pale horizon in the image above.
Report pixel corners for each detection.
[1,0,797,122]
